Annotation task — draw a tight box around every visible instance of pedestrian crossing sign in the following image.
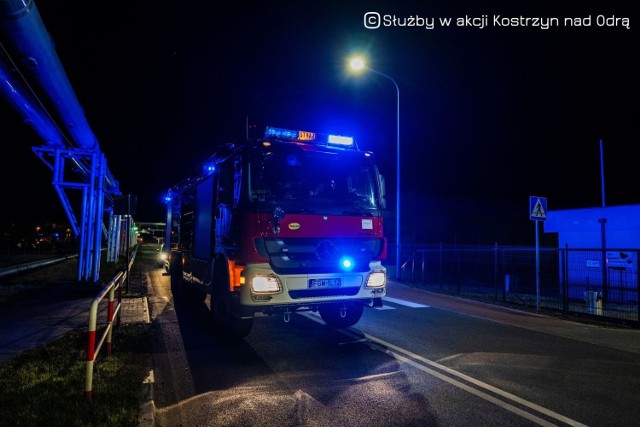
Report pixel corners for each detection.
[529,196,547,221]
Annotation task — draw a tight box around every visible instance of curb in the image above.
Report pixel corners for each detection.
[138,369,156,426]
[135,296,155,426]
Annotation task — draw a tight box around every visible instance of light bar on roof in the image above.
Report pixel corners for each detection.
[327,134,354,147]
[264,126,355,148]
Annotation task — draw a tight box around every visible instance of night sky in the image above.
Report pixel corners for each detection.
[1,0,637,245]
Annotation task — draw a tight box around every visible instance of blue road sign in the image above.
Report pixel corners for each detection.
[529,196,547,221]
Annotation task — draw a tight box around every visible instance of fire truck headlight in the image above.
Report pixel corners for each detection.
[366,272,386,288]
[251,276,282,293]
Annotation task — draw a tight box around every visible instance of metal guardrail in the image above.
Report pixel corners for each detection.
[83,270,124,400]
[83,246,137,400]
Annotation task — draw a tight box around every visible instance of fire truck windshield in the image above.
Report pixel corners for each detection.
[250,147,380,213]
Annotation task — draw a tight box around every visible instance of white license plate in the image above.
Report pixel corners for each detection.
[308,278,342,288]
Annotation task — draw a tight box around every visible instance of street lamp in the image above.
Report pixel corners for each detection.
[348,56,401,281]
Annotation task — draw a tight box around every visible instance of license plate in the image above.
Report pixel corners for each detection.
[308,278,342,288]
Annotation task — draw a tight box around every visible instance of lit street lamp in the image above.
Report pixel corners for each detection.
[348,56,402,281]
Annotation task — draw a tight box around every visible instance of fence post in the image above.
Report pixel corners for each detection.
[502,248,506,302]
[494,242,498,301]
[106,284,116,355]
[637,250,640,322]
[562,244,569,312]
[411,254,415,283]
[599,218,607,302]
[439,242,443,285]
[456,245,461,295]
[84,299,99,400]
[421,250,426,286]
[116,279,123,328]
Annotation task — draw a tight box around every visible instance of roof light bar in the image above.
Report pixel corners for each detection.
[264,126,355,148]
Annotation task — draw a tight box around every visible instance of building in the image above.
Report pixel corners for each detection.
[544,204,640,303]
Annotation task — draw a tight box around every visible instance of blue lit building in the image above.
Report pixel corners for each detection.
[545,204,640,249]
[544,204,640,302]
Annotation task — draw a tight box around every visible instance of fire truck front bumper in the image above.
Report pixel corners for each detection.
[239,262,386,308]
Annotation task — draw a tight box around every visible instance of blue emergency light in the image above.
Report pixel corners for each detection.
[265,127,303,140]
[339,256,355,271]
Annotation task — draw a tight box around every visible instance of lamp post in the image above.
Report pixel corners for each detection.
[349,57,401,281]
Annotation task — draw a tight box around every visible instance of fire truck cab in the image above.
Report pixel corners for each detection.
[165,126,387,338]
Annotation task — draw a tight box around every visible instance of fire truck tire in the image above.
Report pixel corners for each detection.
[170,254,184,301]
[186,286,207,303]
[318,303,364,328]
[211,294,253,339]
[211,260,253,339]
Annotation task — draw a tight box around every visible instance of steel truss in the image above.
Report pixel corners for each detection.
[32,145,121,282]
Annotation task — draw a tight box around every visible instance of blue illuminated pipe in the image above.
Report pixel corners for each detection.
[0,53,64,146]
[1,53,93,181]
[0,0,119,191]
[0,0,98,149]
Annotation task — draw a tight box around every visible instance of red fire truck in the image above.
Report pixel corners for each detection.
[165,126,387,338]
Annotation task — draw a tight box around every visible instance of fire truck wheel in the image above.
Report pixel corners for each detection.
[170,255,184,301]
[318,303,364,328]
[211,294,253,339]
[185,286,206,303]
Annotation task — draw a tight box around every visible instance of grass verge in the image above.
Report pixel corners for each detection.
[0,323,151,427]
[0,255,128,306]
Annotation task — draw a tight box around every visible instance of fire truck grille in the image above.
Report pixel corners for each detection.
[255,237,384,274]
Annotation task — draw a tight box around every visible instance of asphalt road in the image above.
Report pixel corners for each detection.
[137,248,640,427]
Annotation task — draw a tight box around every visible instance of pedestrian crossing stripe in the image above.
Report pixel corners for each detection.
[384,297,430,308]
[374,297,432,310]
[530,198,547,219]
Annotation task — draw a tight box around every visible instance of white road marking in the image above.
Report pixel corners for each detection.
[383,296,430,308]
[300,312,587,427]
[373,305,396,310]
[356,331,588,427]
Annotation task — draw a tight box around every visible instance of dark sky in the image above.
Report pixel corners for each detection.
[1,0,637,245]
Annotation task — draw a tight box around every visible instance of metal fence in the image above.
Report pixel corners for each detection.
[399,244,640,324]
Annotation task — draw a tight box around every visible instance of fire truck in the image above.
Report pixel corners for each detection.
[165,126,387,338]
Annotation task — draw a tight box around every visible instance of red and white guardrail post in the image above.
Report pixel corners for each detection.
[83,271,124,400]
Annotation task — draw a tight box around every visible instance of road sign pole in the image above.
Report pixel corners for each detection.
[535,220,540,312]
[529,195,547,313]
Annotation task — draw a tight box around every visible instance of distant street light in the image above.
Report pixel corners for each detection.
[348,56,402,281]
